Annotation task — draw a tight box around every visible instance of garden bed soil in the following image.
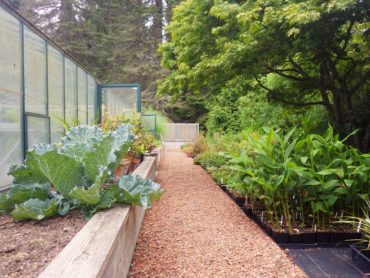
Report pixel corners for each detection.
[0,210,86,278]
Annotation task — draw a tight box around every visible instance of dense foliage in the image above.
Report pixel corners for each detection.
[160,0,370,150]
[194,127,370,232]
[103,113,159,158]
[0,125,164,221]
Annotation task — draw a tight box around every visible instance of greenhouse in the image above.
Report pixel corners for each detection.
[0,0,369,277]
[0,2,141,191]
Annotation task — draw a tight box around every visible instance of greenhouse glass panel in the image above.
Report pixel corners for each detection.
[26,116,49,150]
[0,7,22,189]
[24,26,47,115]
[48,45,64,142]
[77,67,87,124]
[87,75,96,124]
[102,87,138,116]
[65,58,77,121]
[142,114,156,135]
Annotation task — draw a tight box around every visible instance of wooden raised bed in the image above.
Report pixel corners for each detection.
[39,155,160,278]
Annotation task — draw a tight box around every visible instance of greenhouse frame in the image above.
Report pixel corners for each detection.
[0,1,141,190]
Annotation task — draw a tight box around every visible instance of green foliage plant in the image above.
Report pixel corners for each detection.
[338,199,370,250]
[103,113,157,158]
[196,126,370,232]
[160,0,370,150]
[0,125,164,221]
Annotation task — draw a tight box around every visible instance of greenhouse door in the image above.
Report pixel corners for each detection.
[98,84,141,122]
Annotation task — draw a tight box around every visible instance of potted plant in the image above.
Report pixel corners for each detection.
[338,199,370,273]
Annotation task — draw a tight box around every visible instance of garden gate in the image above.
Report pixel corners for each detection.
[163,123,199,142]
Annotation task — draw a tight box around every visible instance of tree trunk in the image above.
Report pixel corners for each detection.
[153,0,163,45]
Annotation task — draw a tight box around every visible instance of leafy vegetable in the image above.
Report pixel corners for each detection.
[2,124,164,221]
[118,175,165,208]
[11,199,58,221]
[7,183,50,204]
[0,193,14,213]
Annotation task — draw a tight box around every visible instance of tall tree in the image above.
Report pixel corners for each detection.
[159,0,370,149]
[8,0,184,111]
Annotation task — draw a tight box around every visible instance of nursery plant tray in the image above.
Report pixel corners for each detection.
[221,185,362,246]
[350,245,370,274]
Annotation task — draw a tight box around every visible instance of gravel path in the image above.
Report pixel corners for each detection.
[128,147,306,278]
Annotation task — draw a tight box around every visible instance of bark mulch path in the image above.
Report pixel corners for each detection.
[0,210,85,278]
[128,147,306,278]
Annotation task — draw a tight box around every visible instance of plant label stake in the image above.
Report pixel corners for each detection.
[261,211,264,223]
[280,216,283,226]
[357,220,362,233]
[314,224,317,232]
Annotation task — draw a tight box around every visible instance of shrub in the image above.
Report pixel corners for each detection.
[194,150,226,169]
[192,135,208,156]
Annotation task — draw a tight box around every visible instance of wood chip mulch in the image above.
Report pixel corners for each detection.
[0,210,86,277]
[128,147,307,278]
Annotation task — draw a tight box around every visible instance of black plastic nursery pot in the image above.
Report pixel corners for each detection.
[289,233,303,244]
[350,245,370,274]
[317,232,332,244]
[302,232,316,244]
[330,232,346,244]
[271,231,290,244]
[216,184,363,246]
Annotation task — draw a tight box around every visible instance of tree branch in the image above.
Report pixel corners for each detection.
[267,67,313,82]
[269,94,325,107]
[253,75,325,107]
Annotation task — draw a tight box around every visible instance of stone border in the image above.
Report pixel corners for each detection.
[39,156,158,278]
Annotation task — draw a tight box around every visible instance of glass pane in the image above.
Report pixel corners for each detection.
[24,26,47,114]
[48,45,64,142]
[102,87,137,116]
[65,58,77,122]
[27,116,49,150]
[77,67,87,124]
[142,115,156,131]
[0,7,22,189]
[87,75,96,124]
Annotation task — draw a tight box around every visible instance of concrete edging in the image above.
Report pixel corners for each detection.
[39,156,158,278]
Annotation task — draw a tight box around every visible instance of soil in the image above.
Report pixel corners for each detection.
[0,210,86,278]
[128,147,306,277]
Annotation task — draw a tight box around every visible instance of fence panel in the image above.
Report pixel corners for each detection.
[163,123,199,142]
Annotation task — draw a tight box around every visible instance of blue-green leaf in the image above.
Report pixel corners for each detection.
[117,175,165,208]
[11,199,58,221]
[7,183,50,204]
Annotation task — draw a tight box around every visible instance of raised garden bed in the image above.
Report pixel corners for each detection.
[0,151,161,278]
[39,155,159,278]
